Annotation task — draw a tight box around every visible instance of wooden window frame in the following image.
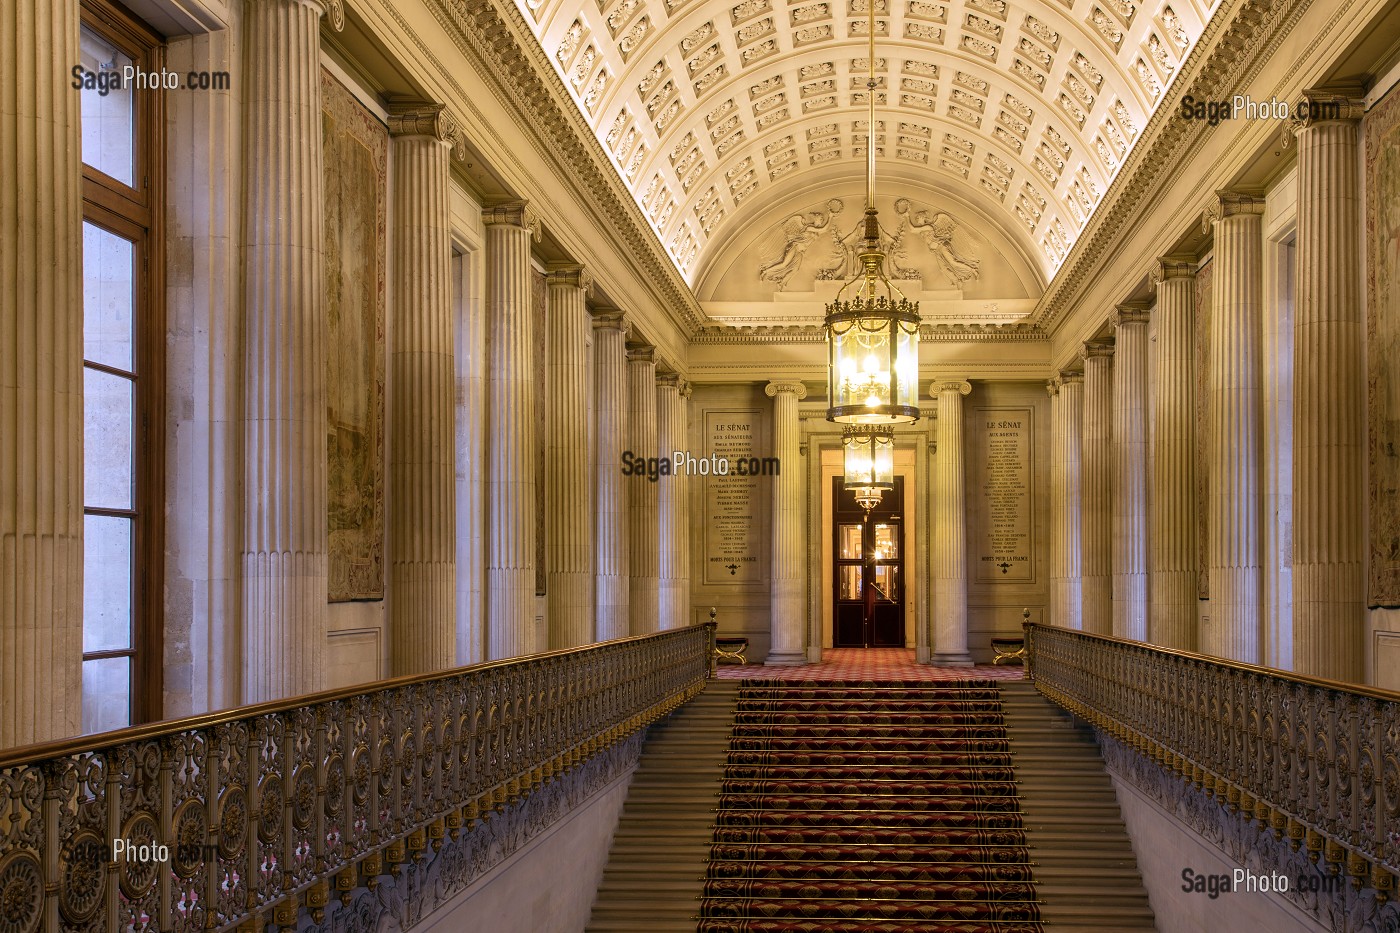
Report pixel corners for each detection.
[79,0,166,727]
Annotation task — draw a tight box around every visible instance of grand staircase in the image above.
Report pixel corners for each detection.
[587,678,1155,933]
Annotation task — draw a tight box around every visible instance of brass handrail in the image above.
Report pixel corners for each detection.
[0,622,716,932]
[1023,622,1399,900]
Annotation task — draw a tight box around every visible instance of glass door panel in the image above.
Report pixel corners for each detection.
[838,524,863,560]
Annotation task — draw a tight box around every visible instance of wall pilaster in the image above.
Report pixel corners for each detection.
[932,380,975,666]
[765,381,808,665]
[656,376,691,630]
[1048,373,1084,629]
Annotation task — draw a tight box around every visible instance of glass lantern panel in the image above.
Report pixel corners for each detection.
[895,322,919,408]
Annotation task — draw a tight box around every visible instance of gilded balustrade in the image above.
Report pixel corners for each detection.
[1023,622,1399,901]
[0,622,715,932]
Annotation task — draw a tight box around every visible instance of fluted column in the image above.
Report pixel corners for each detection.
[1,0,83,743]
[1292,89,1366,681]
[932,380,975,666]
[1150,259,1199,651]
[545,266,595,649]
[483,201,540,660]
[627,347,660,635]
[241,0,343,703]
[766,381,807,665]
[1112,309,1150,641]
[386,103,458,675]
[1048,373,1084,629]
[1206,194,1266,663]
[593,311,630,641]
[1081,341,1115,636]
[657,376,691,630]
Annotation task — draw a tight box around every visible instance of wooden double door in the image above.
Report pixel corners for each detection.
[832,477,905,648]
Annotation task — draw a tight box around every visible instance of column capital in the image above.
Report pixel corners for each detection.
[1045,375,1062,396]
[931,379,972,397]
[385,98,466,159]
[765,381,808,399]
[1081,338,1114,362]
[313,0,346,31]
[544,264,592,294]
[590,308,627,330]
[656,372,682,390]
[1152,256,1196,286]
[1114,305,1150,328]
[1292,86,1367,129]
[626,345,655,363]
[1057,369,1085,386]
[483,200,542,241]
[1203,190,1265,232]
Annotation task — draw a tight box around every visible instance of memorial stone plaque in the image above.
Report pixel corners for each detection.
[976,408,1034,582]
[704,410,765,584]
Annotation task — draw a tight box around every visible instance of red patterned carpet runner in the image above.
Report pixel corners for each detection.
[698,680,1044,933]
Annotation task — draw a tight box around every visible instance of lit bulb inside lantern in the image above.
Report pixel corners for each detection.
[863,354,879,374]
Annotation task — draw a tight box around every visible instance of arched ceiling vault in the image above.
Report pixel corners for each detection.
[513,0,1215,286]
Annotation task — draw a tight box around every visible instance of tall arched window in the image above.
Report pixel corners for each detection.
[78,0,164,732]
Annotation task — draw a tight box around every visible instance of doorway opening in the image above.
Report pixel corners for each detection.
[832,477,905,648]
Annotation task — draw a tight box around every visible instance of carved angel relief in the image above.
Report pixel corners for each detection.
[755,197,981,290]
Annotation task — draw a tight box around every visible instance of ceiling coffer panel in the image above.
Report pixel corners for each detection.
[529,0,1201,283]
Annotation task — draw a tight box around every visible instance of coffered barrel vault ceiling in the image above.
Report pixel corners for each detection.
[514,0,1213,286]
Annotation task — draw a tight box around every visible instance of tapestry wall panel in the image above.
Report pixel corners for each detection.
[1194,259,1213,600]
[322,71,387,602]
[1366,84,1400,605]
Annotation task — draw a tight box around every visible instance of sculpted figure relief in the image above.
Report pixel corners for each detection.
[895,198,982,286]
[756,197,982,290]
[758,199,843,289]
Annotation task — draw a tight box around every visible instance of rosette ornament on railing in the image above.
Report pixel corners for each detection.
[1023,623,1400,901]
[0,623,714,932]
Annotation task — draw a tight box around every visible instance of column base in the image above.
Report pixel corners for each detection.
[764,650,809,666]
[806,646,824,663]
[914,646,932,664]
[929,652,975,667]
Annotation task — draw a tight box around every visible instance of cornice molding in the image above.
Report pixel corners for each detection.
[690,321,1049,345]
[423,0,706,334]
[1033,0,1319,332]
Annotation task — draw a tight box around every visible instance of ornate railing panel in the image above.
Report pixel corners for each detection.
[1024,623,1399,900]
[0,623,714,932]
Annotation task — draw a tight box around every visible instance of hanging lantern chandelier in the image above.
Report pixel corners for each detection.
[842,425,895,513]
[827,0,920,508]
[824,0,920,427]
